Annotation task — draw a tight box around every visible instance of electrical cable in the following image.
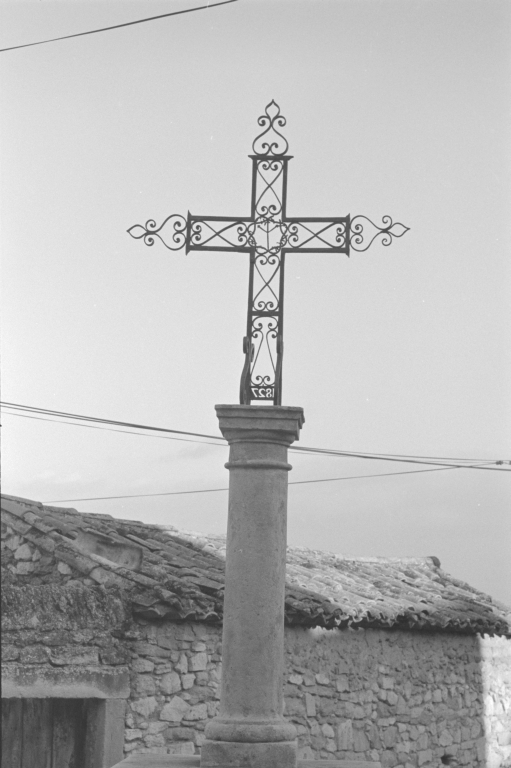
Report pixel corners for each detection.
[0,0,239,53]
[4,412,226,448]
[41,461,498,504]
[2,401,509,471]
[1,401,225,442]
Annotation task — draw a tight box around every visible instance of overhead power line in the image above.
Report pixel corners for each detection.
[41,461,498,504]
[5,411,226,449]
[3,401,509,472]
[0,0,239,53]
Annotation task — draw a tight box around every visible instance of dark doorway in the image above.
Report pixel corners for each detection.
[1,698,101,768]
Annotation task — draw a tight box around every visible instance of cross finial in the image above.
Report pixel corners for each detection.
[252,100,289,156]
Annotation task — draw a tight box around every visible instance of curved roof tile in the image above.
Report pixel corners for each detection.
[2,494,509,636]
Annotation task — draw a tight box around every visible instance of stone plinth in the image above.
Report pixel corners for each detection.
[201,405,305,768]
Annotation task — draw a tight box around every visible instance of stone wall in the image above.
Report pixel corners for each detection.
[2,577,509,768]
[1,584,130,699]
[117,619,510,768]
[481,636,511,768]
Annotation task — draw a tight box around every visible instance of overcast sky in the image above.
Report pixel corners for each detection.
[1,0,510,604]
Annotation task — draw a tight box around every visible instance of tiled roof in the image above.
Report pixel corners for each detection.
[2,494,509,636]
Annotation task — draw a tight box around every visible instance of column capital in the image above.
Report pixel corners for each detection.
[215,405,305,446]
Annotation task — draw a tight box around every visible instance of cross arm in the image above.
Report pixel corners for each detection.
[127,213,256,254]
[282,215,409,256]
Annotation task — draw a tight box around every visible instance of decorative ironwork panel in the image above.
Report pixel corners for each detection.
[241,154,288,404]
[187,217,252,252]
[284,217,349,253]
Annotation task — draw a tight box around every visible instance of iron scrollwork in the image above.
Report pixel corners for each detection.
[128,101,409,406]
[127,214,188,251]
[349,215,410,252]
[252,100,289,157]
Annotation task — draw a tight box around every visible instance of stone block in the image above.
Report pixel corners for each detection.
[160,696,191,722]
[5,534,23,550]
[134,674,156,696]
[2,584,127,632]
[131,697,158,717]
[100,647,131,665]
[189,652,208,671]
[14,543,32,560]
[125,729,143,741]
[417,733,429,750]
[143,733,166,747]
[285,696,306,716]
[418,749,433,766]
[1,644,20,661]
[206,701,220,718]
[20,645,50,664]
[16,561,34,575]
[497,730,511,747]
[131,659,154,672]
[3,663,129,698]
[381,749,398,767]
[147,721,168,735]
[305,692,316,717]
[387,691,398,706]
[171,727,196,740]
[175,652,189,673]
[168,741,196,755]
[132,642,172,658]
[183,703,208,721]
[439,730,453,747]
[182,673,196,689]
[353,729,370,752]
[201,739,297,768]
[383,726,398,748]
[49,646,99,666]
[337,719,353,750]
[161,671,182,694]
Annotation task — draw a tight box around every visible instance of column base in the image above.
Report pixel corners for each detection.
[200,739,297,768]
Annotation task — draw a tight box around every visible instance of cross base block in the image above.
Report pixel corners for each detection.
[200,739,297,768]
[110,755,380,768]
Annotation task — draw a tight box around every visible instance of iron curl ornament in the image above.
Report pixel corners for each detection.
[349,215,410,252]
[128,101,409,405]
[252,100,289,157]
[127,214,187,251]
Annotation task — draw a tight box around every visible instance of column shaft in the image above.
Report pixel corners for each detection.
[201,405,304,768]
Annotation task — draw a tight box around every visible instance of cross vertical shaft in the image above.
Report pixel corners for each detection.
[240,153,290,405]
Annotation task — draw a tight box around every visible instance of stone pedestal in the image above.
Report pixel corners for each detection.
[200,405,305,768]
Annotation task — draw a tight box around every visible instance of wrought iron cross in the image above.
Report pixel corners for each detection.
[128,101,409,405]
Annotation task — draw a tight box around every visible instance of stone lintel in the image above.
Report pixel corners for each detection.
[215,405,305,446]
[1,664,130,699]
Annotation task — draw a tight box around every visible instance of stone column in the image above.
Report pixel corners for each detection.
[201,405,305,768]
